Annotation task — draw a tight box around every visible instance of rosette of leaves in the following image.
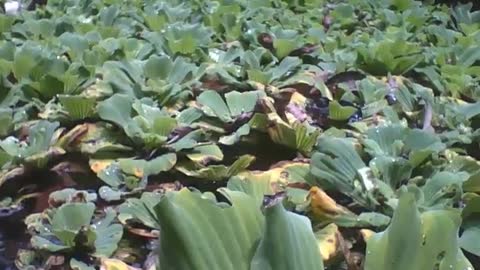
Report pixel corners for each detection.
[56,94,97,121]
[97,60,145,99]
[27,202,123,270]
[356,39,424,75]
[118,192,162,231]
[203,46,251,89]
[0,120,64,168]
[248,94,320,154]
[10,42,71,101]
[245,53,302,87]
[195,89,264,145]
[268,26,318,59]
[38,94,98,123]
[309,136,379,210]
[142,1,194,32]
[363,123,446,172]
[91,153,177,191]
[97,94,185,150]
[429,98,480,144]
[309,124,463,213]
[143,55,205,106]
[47,188,98,207]
[162,22,213,56]
[203,1,243,42]
[0,79,21,137]
[263,114,321,154]
[354,76,419,119]
[56,123,132,155]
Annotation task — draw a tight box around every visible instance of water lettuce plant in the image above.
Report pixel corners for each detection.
[0,0,478,269]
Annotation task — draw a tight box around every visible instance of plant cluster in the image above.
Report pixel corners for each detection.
[0,0,479,269]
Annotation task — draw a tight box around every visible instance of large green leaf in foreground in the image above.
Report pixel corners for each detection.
[251,203,324,270]
[154,188,324,270]
[154,188,264,270]
[364,191,473,270]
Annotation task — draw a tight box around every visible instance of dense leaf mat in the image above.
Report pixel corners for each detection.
[0,0,480,269]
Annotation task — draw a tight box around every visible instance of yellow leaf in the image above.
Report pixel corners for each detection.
[289,91,307,105]
[315,223,340,262]
[100,258,140,270]
[236,161,309,188]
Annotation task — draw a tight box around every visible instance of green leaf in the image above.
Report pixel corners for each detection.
[152,117,177,137]
[31,235,70,252]
[391,0,414,11]
[0,15,14,33]
[97,94,133,127]
[118,153,177,179]
[457,102,480,120]
[186,144,224,163]
[364,191,472,270]
[227,175,276,206]
[93,209,123,257]
[364,124,406,157]
[197,90,232,122]
[59,32,90,60]
[219,124,251,145]
[119,192,162,229]
[154,188,264,270]
[460,217,480,257]
[270,57,302,82]
[176,155,255,181]
[144,55,173,79]
[225,91,261,118]
[357,40,423,75]
[458,46,480,67]
[370,156,412,189]
[273,39,297,59]
[51,202,96,246]
[250,203,324,270]
[328,100,357,121]
[58,95,96,120]
[0,108,13,137]
[154,187,325,270]
[267,121,320,153]
[421,171,468,208]
[13,46,41,79]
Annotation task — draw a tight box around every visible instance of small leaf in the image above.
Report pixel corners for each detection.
[328,100,357,121]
